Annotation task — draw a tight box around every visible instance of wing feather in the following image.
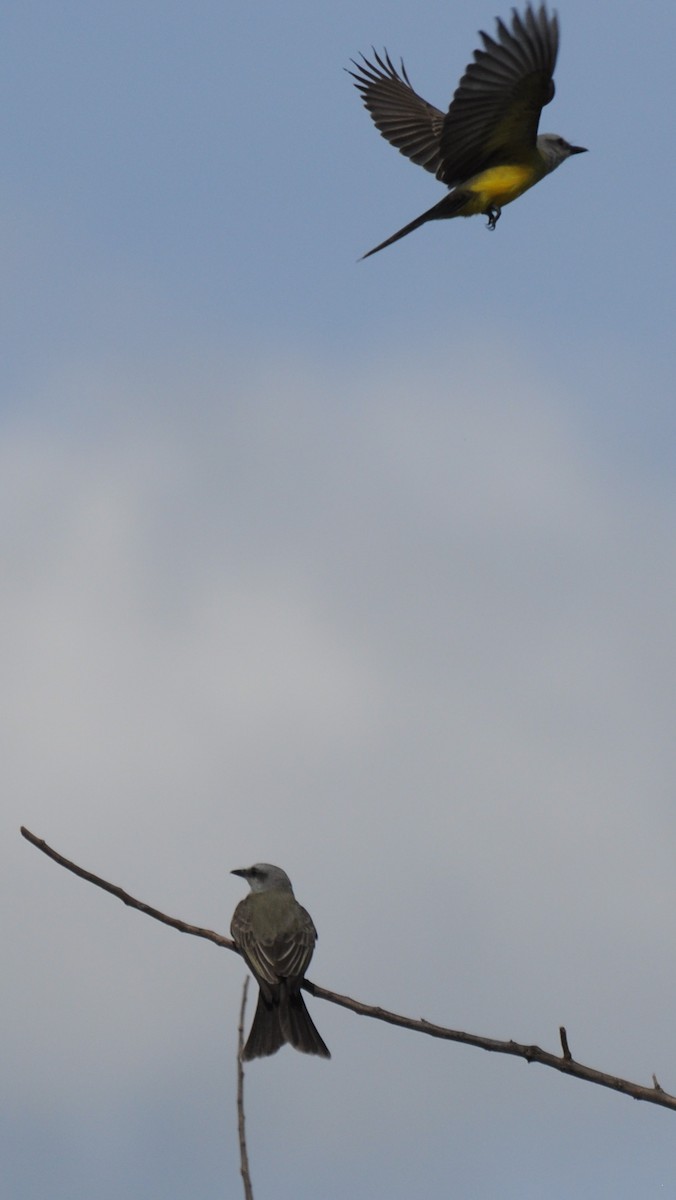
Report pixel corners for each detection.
[438,5,558,185]
[231,899,316,990]
[348,51,445,176]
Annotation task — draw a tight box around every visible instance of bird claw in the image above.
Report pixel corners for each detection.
[486,206,502,230]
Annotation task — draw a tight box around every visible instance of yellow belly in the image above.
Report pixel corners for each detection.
[462,163,542,212]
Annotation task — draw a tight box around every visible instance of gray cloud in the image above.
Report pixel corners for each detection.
[6,335,676,1197]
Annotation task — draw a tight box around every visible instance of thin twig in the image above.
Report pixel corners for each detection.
[304,979,676,1111]
[21,826,676,1113]
[20,825,235,951]
[236,978,254,1200]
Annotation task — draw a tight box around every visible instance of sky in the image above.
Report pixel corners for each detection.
[4,1,676,1196]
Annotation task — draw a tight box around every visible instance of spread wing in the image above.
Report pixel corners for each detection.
[438,4,558,186]
[348,50,445,176]
[231,899,316,990]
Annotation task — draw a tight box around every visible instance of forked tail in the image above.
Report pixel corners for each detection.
[242,985,330,1060]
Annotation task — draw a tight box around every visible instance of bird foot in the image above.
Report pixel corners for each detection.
[486,206,502,230]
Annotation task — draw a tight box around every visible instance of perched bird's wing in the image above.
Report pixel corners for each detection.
[439,5,558,185]
[348,50,446,175]
[231,899,316,989]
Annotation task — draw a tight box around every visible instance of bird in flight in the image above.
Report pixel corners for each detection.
[349,4,586,259]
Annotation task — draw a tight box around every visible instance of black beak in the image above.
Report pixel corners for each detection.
[569,145,588,155]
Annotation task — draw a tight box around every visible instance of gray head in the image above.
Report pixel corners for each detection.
[537,133,587,174]
[231,863,294,894]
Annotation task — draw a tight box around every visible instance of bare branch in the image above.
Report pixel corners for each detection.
[21,826,676,1113]
[301,987,676,1111]
[236,978,255,1200]
[20,825,235,952]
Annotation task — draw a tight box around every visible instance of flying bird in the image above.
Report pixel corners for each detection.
[231,863,330,1061]
[349,4,586,258]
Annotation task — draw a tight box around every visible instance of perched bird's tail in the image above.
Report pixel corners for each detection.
[360,189,469,259]
[242,985,331,1061]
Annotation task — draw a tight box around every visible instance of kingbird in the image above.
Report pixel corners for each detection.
[230,863,330,1061]
[349,4,586,258]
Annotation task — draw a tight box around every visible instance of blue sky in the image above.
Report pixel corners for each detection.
[5,2,676,1197]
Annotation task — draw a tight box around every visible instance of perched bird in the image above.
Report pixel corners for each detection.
[349,4,586,258]
[230,863,330,1061]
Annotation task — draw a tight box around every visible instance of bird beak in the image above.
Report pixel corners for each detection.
[231,868,247,878]
[569,145,587,154]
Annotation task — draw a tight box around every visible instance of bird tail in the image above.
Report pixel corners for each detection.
[360,189,468,259]
[281,987,331,1058]
[242,986,330,1061]
[242,989,287,1060]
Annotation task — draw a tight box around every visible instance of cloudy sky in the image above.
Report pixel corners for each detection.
[5,1,676,1196]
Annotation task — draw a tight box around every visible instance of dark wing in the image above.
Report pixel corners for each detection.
[348,50,446,176]
[231,899,316,989]
[438,4,558,185]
